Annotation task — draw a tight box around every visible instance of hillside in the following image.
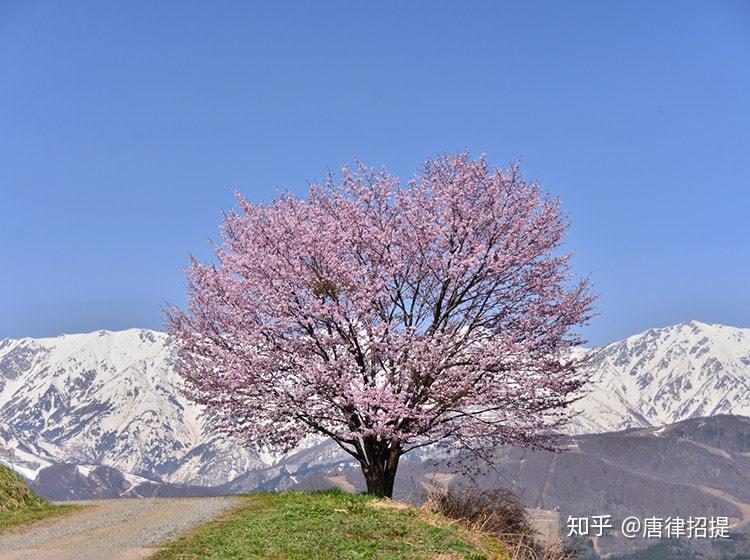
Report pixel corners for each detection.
[0,463,73,532]
[151,490,510,560]
[0,463,46,512]
[253,415,750,559]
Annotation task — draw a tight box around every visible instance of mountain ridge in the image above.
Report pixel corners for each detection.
[0,328,266,487]
[1,320,748,489]
[570,319,750,433]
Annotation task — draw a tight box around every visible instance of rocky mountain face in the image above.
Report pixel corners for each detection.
[0,329,265,487]
[0,320,748,501]
[571,320,750,434]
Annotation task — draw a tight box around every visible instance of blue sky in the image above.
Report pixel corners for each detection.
[1,1,748,345]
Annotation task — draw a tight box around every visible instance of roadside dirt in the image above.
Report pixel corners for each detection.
[0,496,240,560]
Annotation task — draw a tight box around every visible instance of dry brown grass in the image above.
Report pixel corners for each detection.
[424,486,581,560]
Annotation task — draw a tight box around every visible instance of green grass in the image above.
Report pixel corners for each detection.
[0,503,78,532]
[0,463,77,532]
[151,489,508,560]
[0,463,47,511]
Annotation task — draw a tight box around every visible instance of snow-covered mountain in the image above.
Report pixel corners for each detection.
[0,329,265,486]
[571,320,750,433]
[0,320,748,491]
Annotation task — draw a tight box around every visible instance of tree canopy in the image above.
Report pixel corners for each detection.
[168,153,594,497]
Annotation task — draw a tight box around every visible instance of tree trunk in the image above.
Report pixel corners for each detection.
[363,463,397,498]
[359,443,401,498]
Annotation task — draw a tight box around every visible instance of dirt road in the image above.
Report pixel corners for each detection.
[0,497,240,560]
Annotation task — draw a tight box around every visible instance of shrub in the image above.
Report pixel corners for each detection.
[424,485,581,560]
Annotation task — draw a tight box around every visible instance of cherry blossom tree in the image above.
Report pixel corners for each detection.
[167,153,594,498]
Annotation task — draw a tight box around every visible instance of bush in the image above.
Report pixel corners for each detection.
[424,485,581,560]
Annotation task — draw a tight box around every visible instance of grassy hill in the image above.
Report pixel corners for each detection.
[0,463,48,512]
[152,489,512,560]
[0,463,74,531]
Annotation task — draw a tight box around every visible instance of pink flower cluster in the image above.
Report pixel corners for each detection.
[168,153,594,465]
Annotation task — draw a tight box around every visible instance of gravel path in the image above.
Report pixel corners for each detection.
[0,497,241,560]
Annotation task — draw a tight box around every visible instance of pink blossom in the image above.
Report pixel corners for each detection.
[167,153,595,497]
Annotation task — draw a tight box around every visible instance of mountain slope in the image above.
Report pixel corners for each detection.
[571,320,750,433]
[1,320,748,492]
[0,329,265,486]
[0,463,76,533]
[0,463,46,512]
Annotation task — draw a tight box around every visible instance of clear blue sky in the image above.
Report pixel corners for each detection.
[1,1,748,345]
